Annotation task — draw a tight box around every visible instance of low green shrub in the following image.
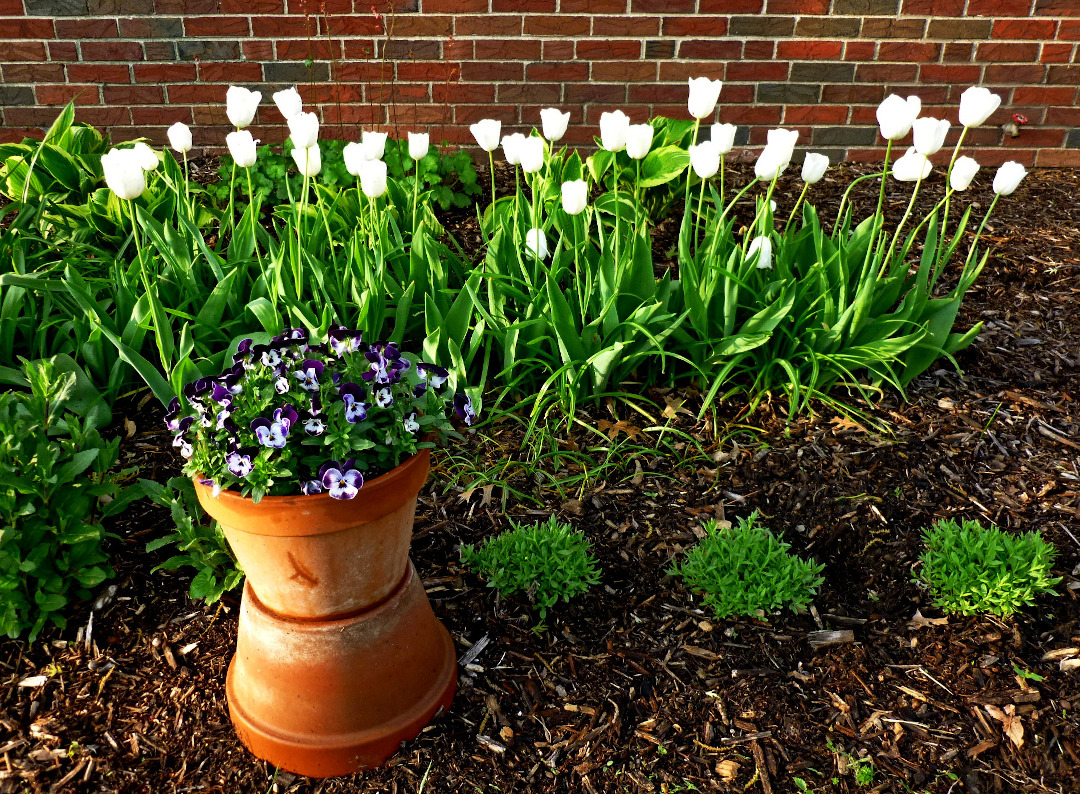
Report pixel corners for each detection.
[670,512,824,620]
[142,477,242,604]
[916,518,1060,617]
[0,360,137,641]
[461,515,600,623]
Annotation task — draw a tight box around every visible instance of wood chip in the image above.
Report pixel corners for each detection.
[808,630,855,649]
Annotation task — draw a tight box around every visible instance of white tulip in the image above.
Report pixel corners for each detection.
[876,93,921,141]
[100,148,147,200]
[891,147,932,182]
[687,76,723,120]
[502,132,526,165]
[624,124,654,160]
[272,87,303,120]
[225,85,261,129]
[539,108,570,142]
[992,161,1026,195]
[290,143,321,178]
[561,180,588,215]
[949,155,980,191]
[226,130,258,168]
[748,236,773,270]
[132,142,159,171]
[361,130,387,161]
[912,117,951,157]
[469,118,501,152]
[343,141,365,177]
[408,132,429,161]
[689,140,721,179]
[524,227,548,260]
[754,147,790,181]
[959,86,1002,128]
[766,128,799,164]
[518,135,546,174]
[801,153,829,184]
[599,109,631,152]
[287,111,319,149]
[167,122,192,154]
[711,122,736,155]
[360,158,388,199]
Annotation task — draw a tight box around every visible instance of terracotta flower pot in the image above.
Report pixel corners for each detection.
[194,451,456,778]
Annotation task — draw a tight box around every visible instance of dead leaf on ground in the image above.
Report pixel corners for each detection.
[909,609,949,629]
[984,704,1024,748]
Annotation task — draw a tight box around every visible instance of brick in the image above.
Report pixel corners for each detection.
[644,40,674,58]
[74,106,132,127]
[564,83,626,103]
[843,40,875,60]
[784,104,848,124]
[1041,42,1074,62]
[658,61,726,81]
[977,42,1039,62]
[342,39,376,58]
[184,15,250,36]
[455,14,520,35]
[599,15,663,36]
[811,125,878,146]
[743,40,774,58]
[48,40,78,58]
[460,61,522,81]
[717,83,753,102]
[524,61,584,82]
[877,41,940,61]
[0,0,22,13]
[834,0,897,10]
[103,84,164,104]
[395,61,456,81]
[994,19,1057,40]
[2,63,65,81]
[392,14,453,36]
[559,0,625,9]
[221,0,279,9]
[1036,0,1080,14]
[968,0,1033,15]
[721,105,782,124]
[445,39,472,59]
[766,0,828,11]
[1001,128,1064,147]
[730,15,794,37]
[524,14,588,35]
[1036,149,1080,166]
[661,15,724,36]
[133,62,195,81]
[777,40,842,59]
[0,128,45,144]
[119,16,184,36]
[23,0,85,13]
[199,61,261,81]
[728,61,789,80]
[471,38,540,59]
[627,82,682,103]
[1058,21,1080,39]
[264,61,330,81]
[823,84,884,103]
[862,18,925,38]
[323,16,383,35]
[941,42,974,61]
[309,83,365,103]
[756,83,819,103]
[543,40,574,59]
[698,0,763,10]
[82,41,145,60]
[250,15,316,36]
[431,82,493,102]
[855,63,918,81]
[0,19,54,37]
[631,0,691,9]
[591,60,656,81]
[86,0,154,12]
[0,86,36,106]
[54,18,117,38]
[382,38,442,59]
[790,62,856,83]
[678,40,742,60]
[454,104,519,124]
[277,39,342,60]
[925,19,991,40]
[985,64,1045,83]
[4,106,68,124]
[796,17,860,38]
[143,42,178,61]
[1065,128,1080,147]
[497,82,559,103]
[920,64,982,83]
[242,41,275,60]
[424,0,485,8]
[901,0,963,11]
[331,61,384,81]
[576,40,641,59]
[0,41,47,60]
[491,0,551,9]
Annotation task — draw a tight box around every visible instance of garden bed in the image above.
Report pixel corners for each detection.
[1,165,1078,794]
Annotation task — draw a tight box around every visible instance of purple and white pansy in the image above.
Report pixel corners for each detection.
[227,452,253,478]
[294,358,324,392]
[320,460,364,500]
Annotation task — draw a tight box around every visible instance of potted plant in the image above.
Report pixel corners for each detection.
[166,325,476,777]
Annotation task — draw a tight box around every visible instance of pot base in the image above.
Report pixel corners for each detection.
[226,563,456,778]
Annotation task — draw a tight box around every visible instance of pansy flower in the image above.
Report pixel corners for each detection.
[327,324,364,355]
[454,393,477,426]
[404,412,420,434]
[250,406,297,449]
[417,363,449,389]
[304,417,326,436]
[274,376,290,394]
[374,386,393,409]
[260,348,283,368]
[319,460,364,500]
[294,358,324,392]
[227,452,253,478]
[301,480,324,495]
[338,382,370,423]
[164,397,182,431]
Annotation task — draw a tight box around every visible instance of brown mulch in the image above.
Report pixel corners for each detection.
[1,166,1079,794]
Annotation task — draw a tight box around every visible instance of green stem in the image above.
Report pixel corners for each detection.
[412,160,420,240]
[880,174,924,276]
[246,167,264,272]
[682,118,700,237]
[613,158,620,272]
[226,160,237,240]
[695,178,706,255]
[834,172,888,233]
[488,149,496,214]
[938,126,970,271]
[786,182,810,230]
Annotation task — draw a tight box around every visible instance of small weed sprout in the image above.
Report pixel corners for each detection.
[916,518,1060,617]
[669,512,824,620]
[461,515,600,623]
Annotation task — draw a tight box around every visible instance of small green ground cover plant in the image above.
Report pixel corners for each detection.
[916,518,1060,617]
[670,512,824,620]
[461,515,600,623]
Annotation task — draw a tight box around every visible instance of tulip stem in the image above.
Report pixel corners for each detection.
[488,150,496,215]
[938,126,970,273]
[369,193,379,250]
[786,182,810,231]
[412,157,421,241]
[869,139,894,260]
[695,179,706,255]
[226,160,237,241]
[245,168,264,272]
[612,158,620,271]
[682,118,700,238]
[834,172,886,233]
[880,174,924,276]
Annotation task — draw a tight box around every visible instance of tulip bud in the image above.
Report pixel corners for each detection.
[524,227,549,260]
[992,161,1026,196]
[801,152,829,184]
[470,118,501,152]
[689,140,721,179]
[408,132,429,161]
[747,236,772,270]
[361,130,387,161]
[273,87,303,120]
[502,132,526,166]
[360,158,388,199]
[753,147,790,182]
[625,124,654,160]
[912,117,951,157]
[291,143,321,178]
[561,180,588,215]
[226,130,259,168]
[518,135,546,174]
[711,122,737,155]
[876,93,921,141]
[225,85,261,129]
[599,109,631,153]
[766,128,800,164]
[540,108,571,143]
[167,121,192,154]
[959,86,1002,128]
[132,142,159,171]
[891,147,932,182]
[343,141,365,177]
[101,148,147,201]
[288,111,320,149]
[949,155,980,191]
[687,76,723,120]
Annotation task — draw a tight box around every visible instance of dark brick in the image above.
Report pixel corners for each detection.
[380,39,442,60]
[0,86,35,106]
[2,63,65,81]
[644,40,675,59]
[1035,0,1079,14]
[178,39,240,60]
[86,0,154,12]
[55,18,117,37]
[833,0,897,11]
[925,18,992,40]
[789,62,855,82]
[263,61,330,82]
[811,126,878,146]
[119,16,184,37]
[1067,129,1080,148]
[861,18,925,38]
[23,0,85,15]
[756,83,819,103]
[730,15,794,37]
[679,40,743,59]
[144,41,178,60]
[81,41,145,60]
[795,17,860,38]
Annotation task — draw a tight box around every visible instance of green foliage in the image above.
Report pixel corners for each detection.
[142,477,242,604]
[670,512,824,620]
[916,518,1060,617]
[0,360,138,641]
[461,515,600,622]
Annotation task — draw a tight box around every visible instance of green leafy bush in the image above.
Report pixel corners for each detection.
[670,512,824,620]
[142,477,242,604]
[916,518,1060,617]
[0,360,137,641]
[461,515,600,622]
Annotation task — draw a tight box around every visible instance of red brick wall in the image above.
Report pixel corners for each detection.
[1,0,1078,165]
